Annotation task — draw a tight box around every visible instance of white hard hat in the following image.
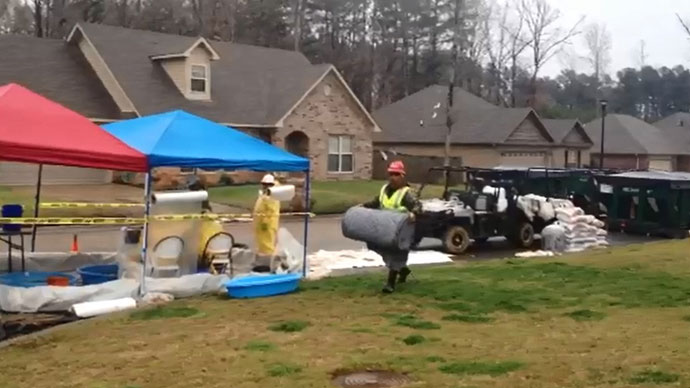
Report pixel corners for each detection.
[261,174,276,184]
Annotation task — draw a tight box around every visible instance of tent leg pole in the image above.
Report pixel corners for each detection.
[302,169,310,278]
[30,164,43,252]
[140,171,152,297]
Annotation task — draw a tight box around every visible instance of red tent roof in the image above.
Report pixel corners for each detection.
[0,83,147,172]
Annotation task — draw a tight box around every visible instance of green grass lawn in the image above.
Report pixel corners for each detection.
[3,241,690,388]
[209,180,445,214]
[0,186,35,214]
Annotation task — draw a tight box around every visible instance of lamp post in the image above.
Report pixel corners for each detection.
[599,99,608,169]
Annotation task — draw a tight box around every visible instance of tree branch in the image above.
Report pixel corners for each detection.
[678,13,690,38]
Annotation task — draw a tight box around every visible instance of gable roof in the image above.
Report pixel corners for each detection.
[542,119,592,145]
[584,114,687,155]
[149,37,220,61]
[373,85,552,145]
[65,23,337,127]
[0,34,121,119]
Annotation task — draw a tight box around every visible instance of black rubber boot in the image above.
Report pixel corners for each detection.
[398,267,411,283]
[382,270,398,294]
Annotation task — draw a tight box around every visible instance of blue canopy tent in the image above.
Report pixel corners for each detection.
[103,110,311,293]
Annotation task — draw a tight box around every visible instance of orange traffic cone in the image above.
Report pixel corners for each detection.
[70,234,79,253]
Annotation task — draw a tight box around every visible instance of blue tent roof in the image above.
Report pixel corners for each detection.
[103,110,309,172]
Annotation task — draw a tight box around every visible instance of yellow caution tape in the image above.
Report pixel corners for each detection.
[0,217,144,225]
[40,202,144,208]
[0,212,315,225]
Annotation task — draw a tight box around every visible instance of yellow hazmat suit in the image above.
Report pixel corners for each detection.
[253,189,281,255]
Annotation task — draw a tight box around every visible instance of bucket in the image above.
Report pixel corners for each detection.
[47,276,70,286]
[77,264,119,285]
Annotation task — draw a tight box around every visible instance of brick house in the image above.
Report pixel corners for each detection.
[372,85,592,182]
[654,112,690,172]
[0,23,379,187]
[584,114,688,172]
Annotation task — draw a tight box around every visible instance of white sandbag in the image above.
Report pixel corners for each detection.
[541,223,567,253]
[71,297,137,318]
[342,207,415,250]
[538,201,556,221]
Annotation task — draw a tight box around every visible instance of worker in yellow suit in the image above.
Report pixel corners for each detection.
[254,174,281,256]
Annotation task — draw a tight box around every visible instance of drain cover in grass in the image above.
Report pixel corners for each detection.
[332,370,411,387]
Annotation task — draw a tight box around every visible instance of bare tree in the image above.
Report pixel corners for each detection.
[678,13,690,38]
[521,0,583,107]
[582,22,612,85]
[490,1,532,107]
[31,0,43,37]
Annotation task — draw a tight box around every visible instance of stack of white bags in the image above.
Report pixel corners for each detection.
[552,201,608,252]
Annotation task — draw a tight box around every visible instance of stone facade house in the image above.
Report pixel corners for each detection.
[372,85,592,182]
[0,23,378,186]
[584,114,688,172]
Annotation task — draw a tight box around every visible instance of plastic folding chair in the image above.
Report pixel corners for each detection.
[149,236,184,278]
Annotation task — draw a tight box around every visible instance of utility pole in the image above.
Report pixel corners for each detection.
[445,0,463,168]
[599,99,608,169]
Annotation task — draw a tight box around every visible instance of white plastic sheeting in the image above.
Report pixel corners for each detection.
[0,252,117,274]
[306,250,453,279]
[0,273,229,313]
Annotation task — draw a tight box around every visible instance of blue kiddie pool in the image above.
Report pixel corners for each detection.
[77,264,119,285]
[0,272,78,287]
[225,273,301,299]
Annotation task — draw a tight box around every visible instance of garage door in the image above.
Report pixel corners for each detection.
[500,152,547,167]
[0,162,111,186]
[648,159,672,172]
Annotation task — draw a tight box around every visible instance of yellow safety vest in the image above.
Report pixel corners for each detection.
[379,185,410,212]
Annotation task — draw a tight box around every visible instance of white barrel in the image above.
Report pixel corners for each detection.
[268,185,295,202]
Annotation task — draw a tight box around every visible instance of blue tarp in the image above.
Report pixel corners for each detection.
[103,110,309,172]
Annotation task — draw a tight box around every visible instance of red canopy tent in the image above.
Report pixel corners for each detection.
[0,83,148,250]
[0,83,147,171]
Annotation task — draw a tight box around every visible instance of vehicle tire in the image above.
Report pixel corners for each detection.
[512,222,535,248]
[443,225,471,254]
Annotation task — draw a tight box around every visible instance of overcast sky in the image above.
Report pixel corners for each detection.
[541,0,690,77]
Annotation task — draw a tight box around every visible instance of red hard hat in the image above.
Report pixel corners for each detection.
[387,160,406,175]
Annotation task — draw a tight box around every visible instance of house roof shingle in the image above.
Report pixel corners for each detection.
[542,119,592,145]
[73,23,330,126]
[584,114,687,155]
[0,34,121,119]
[373,85,550,145]
[654,112,690,152]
